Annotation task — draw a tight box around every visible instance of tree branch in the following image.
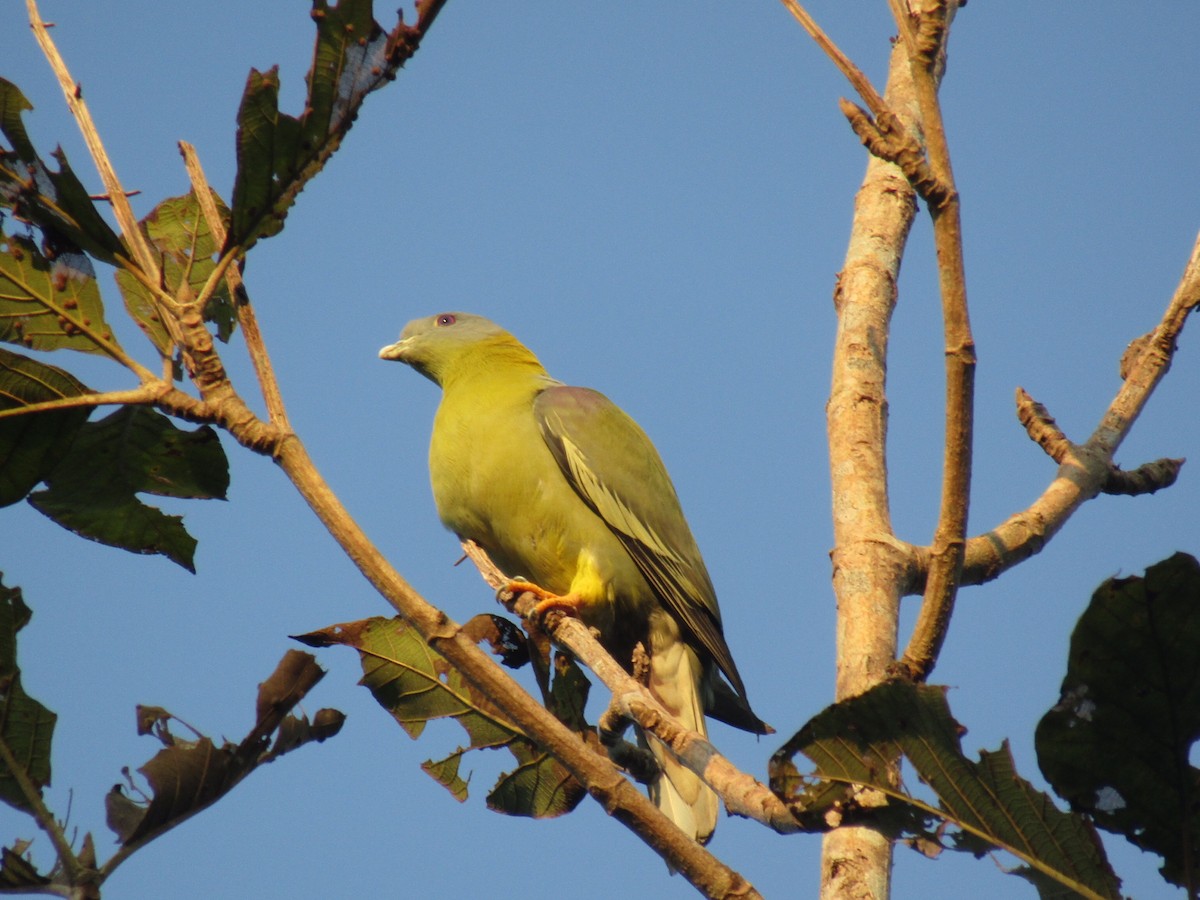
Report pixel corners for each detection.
[26,0,159,289]
[813,27,925,900]
[11,4,775,897]
[947,229,1200,588]
[461,541,801,837]
[0,388,155,419]
[179,141,291,430]
[794,1,960,896]
[893,0,972,683]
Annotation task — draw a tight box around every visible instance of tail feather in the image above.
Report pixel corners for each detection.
[644,637,718,844]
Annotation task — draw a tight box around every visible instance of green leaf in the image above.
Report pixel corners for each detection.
[115,190,235,355]
[0,234,121,356]
[422,750,469,802]
[107,650,341,846]
[295,616,588,819]
[770,681,1121,900]
[0,575,56,814]
[486,736,584,819]
[28,406,230,571]
[0,78,125,266]
[1036,551,1200,892]
[0,348,93,506]
[226,0,446,252]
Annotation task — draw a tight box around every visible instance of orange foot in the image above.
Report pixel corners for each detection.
[504,580,583,623]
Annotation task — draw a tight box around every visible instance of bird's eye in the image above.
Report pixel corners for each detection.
[435,313,457,327]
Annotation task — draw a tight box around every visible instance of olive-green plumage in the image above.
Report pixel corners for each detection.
[380,312,769,844]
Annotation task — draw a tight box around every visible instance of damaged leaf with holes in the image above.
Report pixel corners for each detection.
[1037,552,1200,893]
[0,78,125,266]
[770,680,1121,900]
[0,576,56,816]
[0,234,120,356]
[115,190,236,356]
[27,406,230,571]
[295,616,588,818]
[226,0,446,251]
[0,348,94,507]
[107,650,343,846]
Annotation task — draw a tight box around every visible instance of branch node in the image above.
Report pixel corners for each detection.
[1119,331,1158,381]
[838,100,951,208]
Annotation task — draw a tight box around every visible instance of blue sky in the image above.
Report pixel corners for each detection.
[1,2,1196,898]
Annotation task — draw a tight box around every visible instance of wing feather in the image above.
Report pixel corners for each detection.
[533,386,748,700]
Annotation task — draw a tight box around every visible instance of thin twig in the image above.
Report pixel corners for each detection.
[0,387,158,420]
[26,0,158,284]
[0,736,91,890]
[894,0,972,683]
[778,0,888,117]
[179,141,291,429]
[26,0,186,378]
[782,0,953,205]
[1089,229,1200,456]
[1015,387,1071,463]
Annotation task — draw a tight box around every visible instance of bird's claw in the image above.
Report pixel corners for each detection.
[498,579,582,628]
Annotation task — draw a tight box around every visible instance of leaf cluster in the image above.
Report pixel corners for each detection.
[0,0,445,890]
[296,615,594,818]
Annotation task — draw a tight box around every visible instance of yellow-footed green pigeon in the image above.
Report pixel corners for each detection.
[380,312,770,844]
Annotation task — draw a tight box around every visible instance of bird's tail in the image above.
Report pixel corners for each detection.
[644,639,718,845]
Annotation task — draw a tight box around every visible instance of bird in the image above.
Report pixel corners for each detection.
[379,311,770,844]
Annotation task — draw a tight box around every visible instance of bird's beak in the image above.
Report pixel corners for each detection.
[378,337,411,361]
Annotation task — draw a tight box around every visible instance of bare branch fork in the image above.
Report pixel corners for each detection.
[783,1,1193,898]
[783,3,956,895]
[954,234,1199,587]
[19,3,769,896]
[789,0,1195,675]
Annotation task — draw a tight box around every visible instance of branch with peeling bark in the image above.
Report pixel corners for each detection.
[791,3,942,896]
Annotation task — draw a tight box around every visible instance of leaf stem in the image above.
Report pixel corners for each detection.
[0,388,154,420]
[179,142,290,429]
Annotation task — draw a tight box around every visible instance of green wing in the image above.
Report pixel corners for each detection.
[533,385,748,700]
